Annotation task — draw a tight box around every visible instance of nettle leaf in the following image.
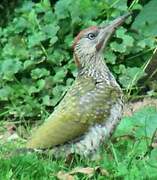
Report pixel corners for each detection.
[42,95,51,106]
[35,0,51,13]
[29,48,43,60]
[55,0,71,20]
[131,3,143,10]
[119,67,145,88]
[2,43,15,57]
[104,49,117,64]
[115,106,157,140]
[67,62,77,77]
[18,1,34,13]
[133,107,157,138]
[112,0,128,11]
[66,78,74,86]
[113,64,126,74]
[31,68,50,79]
[28,86,39,94]
[13,17,29,33]
[116,27,127,37]
[64,34,73,48]
[132,0,157,36]
[146,149,157,177]
[2,37,28,60]
[52,85,65,106]
[53,68,66,83]
[116,27,134,47]
[28,9,37,26]
[55,0,99,23]
[42,24,60,39]
[110,42,126,53]
[123,35,134,47]
[50,36,58,45]
[138,38,155,49]
[68,0,97,24]
[114,116,135,136]
[37,79,45,90]
[28,32,47,47]
[24,60,35,69]
[0,86,13,101]
[27,80,45,95]
[48,50,65,65]
[0,59,22,80]
[53,72,65,83]
[44,12,57,24]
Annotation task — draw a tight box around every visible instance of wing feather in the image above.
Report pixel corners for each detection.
[27,76,121,149]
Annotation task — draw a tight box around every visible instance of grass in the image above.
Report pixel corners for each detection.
[1,106,157,179]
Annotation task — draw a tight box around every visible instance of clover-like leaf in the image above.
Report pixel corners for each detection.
[31,68,50,79]
[119,67,145,88]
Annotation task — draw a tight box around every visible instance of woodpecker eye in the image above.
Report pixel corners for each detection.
[87,33,96,40]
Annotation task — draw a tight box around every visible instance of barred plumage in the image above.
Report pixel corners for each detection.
[26,14,130,156]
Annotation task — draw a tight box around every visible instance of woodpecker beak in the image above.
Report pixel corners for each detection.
[96,13,131,51]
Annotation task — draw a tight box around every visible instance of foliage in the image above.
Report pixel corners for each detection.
[0,0,156,122]
[132,0,157,37]
[0,0,20,27]
[1,106,157,179]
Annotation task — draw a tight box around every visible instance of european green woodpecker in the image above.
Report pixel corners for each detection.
[26,14,130,156]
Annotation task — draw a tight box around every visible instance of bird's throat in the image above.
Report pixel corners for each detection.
[75,53,113,84]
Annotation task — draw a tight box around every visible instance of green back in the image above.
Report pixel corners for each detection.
[27,76,121,149]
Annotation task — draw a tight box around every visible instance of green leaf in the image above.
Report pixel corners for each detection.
[0,86,12,100]
[53,69,66,83]
[35,0,51,12]
[37,79,45,90]
[42,24,59,39]
[31,68,50,79]
[111,0,128,11]
[0,59,22,80]
[24,60,35,69]
[28,9,37,25]
[28,32,47,47]
[27,80,45,95]
[119,67,145,88]
[50,36,58,45]
[110,42,126,53]
[55,0,71,20]
[47,50,64,65]
[116,27,134,47]
[116,106,157,140]
[147,149,157,173]
[42,95,51,106]
[123,35,134,47]
[64,34,73,48]
[104,49,117,64]
[114,116,135,137]
[52,85,65,106]
[131,3,143,10]
[132,0,157,36]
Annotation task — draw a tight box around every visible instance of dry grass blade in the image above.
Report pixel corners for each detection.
[57,171,74,180]
[70,167,95,175]
[56,166,109,180]
[70,166,109,176]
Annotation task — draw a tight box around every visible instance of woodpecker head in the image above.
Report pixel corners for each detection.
[73,13,131,67]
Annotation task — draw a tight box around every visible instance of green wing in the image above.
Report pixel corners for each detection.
[27,76,120,149]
